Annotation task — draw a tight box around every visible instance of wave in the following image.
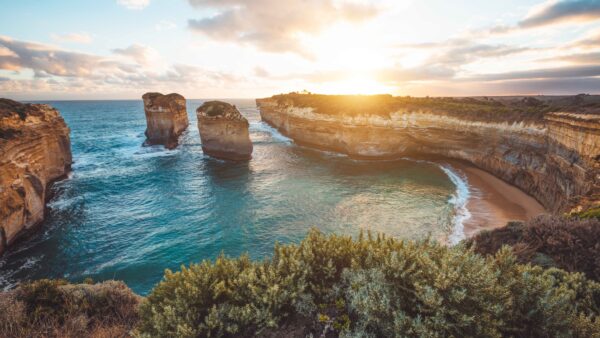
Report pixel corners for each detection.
[249,122,292,144]
[439,165,471,245]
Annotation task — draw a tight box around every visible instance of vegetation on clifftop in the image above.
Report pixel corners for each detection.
[468,215,600,282]
[0,279,140,338]
[2,219,599,337]
[269,93,600,122]
[138,229,600,337]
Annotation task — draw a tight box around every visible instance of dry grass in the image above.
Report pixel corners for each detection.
[0,280,140,338]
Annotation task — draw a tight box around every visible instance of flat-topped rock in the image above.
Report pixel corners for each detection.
[0,98,72,256]
[196,101,253,160]
[142,92,189,149]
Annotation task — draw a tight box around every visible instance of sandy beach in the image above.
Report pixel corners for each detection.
[444,160,547,239]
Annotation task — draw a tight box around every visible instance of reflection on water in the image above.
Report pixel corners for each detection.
[0,99,457,295]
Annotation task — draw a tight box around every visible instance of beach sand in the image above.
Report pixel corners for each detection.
[444,160,547,238]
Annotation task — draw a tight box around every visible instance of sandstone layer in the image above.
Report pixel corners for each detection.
[257,96,600,214]
[0,99,72,256]
[142,92,189,149]
[197,101,253,160]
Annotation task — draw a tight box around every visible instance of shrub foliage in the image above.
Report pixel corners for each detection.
[468,215,600,281]
[0,279,140,338]
[139,229,600,337]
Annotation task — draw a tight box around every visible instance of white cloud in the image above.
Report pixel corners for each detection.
[117,0,150,10]
[51,32,93,44]
[155,20,177,31]
[187,0,380,57]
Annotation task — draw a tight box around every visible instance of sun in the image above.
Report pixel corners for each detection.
[301,22,397,95]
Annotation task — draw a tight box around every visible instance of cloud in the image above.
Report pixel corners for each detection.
[51,32,93,44]
[0,35,118,77]
[552,51,600,63]
[187,0,379,57]
[0,35,245,97]
[117,0,150,10]
[112,44,159,65]
[155,20,177,31]
[570,28,600,48]
[519,0,600,28]
[467,64,600,81]
[488,0,600,34]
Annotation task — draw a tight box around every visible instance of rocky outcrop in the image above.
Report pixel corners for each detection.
[0,99,72,256]
[142,92,189,149]
[257,96,600,214]
[197,101,253,160]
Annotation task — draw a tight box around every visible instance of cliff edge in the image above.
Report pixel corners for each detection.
[257,93,600,214]
[0,99,72,256]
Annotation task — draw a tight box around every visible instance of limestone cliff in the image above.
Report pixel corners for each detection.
[0,99,72,255]
[142,92,189,149]
[257,95,600,213]
[197,101,253,160]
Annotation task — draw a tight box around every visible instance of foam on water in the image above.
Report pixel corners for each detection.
[249,121,292,144]
[439,165,472,245]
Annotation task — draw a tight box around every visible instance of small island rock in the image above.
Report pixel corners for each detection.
[196,101,253,160]
[142,92,189,149]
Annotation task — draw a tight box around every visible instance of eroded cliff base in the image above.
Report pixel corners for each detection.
[197,101,253,160]
[0,99,72,256]
[142,92,189,149]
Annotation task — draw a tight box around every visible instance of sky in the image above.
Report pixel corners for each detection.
[1,0,600,99]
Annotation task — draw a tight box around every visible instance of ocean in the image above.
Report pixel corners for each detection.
[0,99,467,295]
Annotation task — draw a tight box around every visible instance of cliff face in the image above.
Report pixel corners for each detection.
[0,99,72,255]
[257,98,600,213]
[197,101,253,160]
[142,92,189,149]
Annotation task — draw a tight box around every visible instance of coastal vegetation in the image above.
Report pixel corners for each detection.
[137,227,600,337]
[468,215,600,281]
[270,93,600,122]
[0,279,139,337]
[3,219,598,338]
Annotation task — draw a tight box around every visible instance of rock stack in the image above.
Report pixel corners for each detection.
[197,101,253,160]
[0,99,72,256]
[142,92,189,149]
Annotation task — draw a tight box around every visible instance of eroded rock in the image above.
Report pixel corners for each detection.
[142,92,189,149]
[197,101,253,160]
[0,99,72,256]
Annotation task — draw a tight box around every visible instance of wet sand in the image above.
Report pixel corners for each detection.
[445,160,547,238]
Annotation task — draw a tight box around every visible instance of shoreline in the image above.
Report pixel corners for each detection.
[443,160,547,239]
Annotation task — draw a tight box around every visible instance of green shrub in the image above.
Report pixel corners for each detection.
[138,229,600,337]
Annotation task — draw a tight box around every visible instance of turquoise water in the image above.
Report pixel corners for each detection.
[0,99,460,295]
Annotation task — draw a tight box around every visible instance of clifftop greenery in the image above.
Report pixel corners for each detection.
[138,228,600,338]
[266,93,600,123]
[2,220,599,337]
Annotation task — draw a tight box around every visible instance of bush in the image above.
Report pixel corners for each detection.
[138,229,600,337]
[0,280,140,338]
[468,215,600,281]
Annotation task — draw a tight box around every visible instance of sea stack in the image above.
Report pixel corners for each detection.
[0,99,72,256]
[197,101,253,160]
[142,92,189,149]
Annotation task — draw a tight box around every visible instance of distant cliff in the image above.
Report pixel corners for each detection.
[0,99,72,256]
[257,94,600,213]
